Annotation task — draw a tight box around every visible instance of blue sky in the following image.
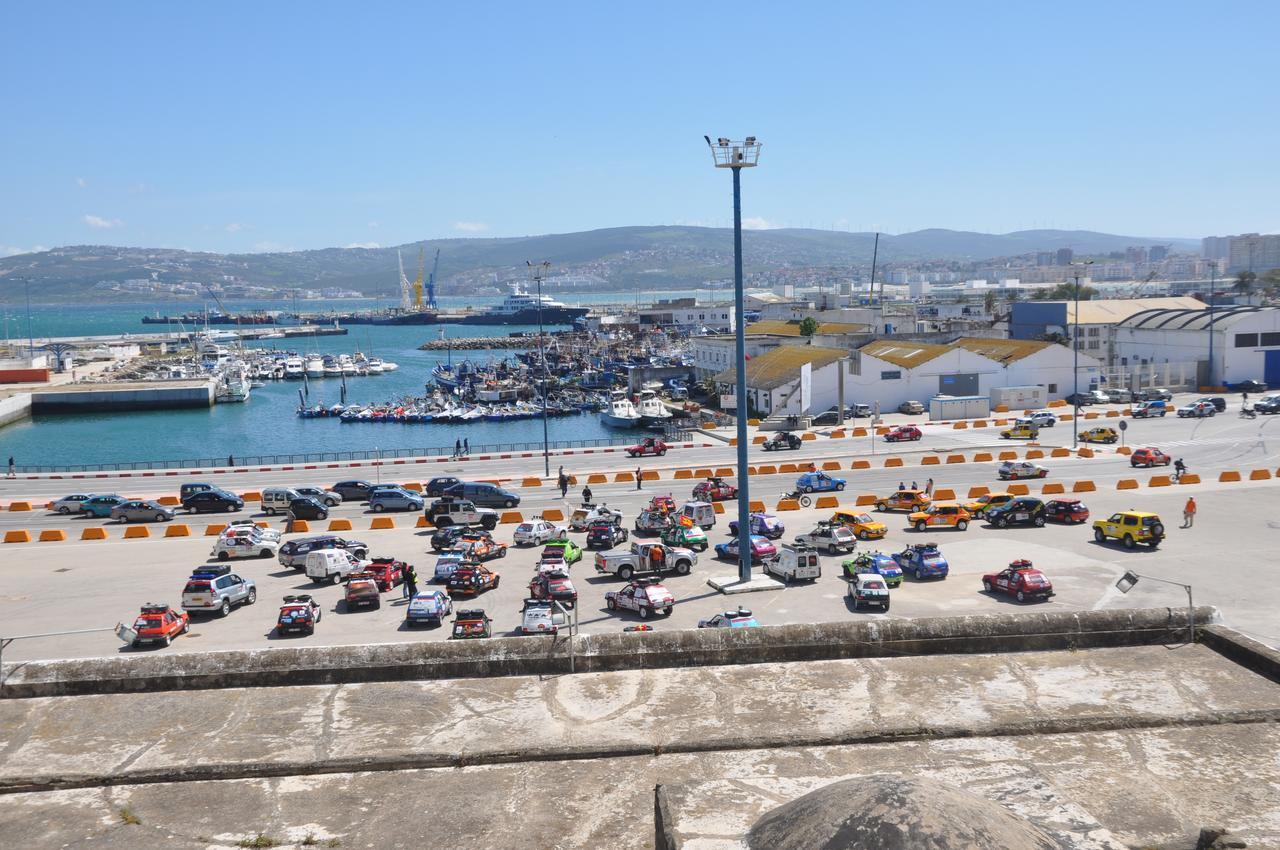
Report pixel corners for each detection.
[2,1,1276,256]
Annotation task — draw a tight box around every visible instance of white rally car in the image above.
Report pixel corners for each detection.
[512,518,569,546]
[997,461,1049,481]
[211,533,281,560]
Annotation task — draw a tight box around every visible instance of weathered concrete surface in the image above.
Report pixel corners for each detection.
[0,606,1221,698]
[0,644,1275,795]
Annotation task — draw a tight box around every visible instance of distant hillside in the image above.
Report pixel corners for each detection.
[0,226,1200,303]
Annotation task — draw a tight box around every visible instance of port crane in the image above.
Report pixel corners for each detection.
[425,248,440,310]
[412,247,426,310]
[397,251,412,310]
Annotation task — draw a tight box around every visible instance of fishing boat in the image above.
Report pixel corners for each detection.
[600,390,643,428]
[636,389,672,425]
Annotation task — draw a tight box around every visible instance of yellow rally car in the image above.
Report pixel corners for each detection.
[1080,426,1119,444]
[963,492,1014,517]
[830,509,887,540]
[874,490,931,513]
[1000,423,1038,439]
[1092,510,1165,549]
[906,502,972,532]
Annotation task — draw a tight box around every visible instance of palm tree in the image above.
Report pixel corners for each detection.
[1234,270,1257,296]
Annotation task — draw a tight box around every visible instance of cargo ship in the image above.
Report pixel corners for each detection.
[315,285,589,326]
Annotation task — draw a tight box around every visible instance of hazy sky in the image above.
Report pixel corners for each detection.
[2,1,1276,256]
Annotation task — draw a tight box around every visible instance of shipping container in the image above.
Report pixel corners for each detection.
[990,385,1048,410]
[929,395,990,421]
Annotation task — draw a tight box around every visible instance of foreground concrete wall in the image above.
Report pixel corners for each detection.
[0,607,1219,699]
[0,393,32,428]
[30,381,213,412]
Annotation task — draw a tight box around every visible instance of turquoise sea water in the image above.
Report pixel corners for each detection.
[1,294,686,468]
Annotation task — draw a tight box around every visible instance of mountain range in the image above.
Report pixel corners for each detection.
[0,226,1202,303]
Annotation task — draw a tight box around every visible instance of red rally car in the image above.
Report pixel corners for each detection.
[1044,499,1090,524]
[627,437,670,458]
[127,603,189,648]
[692,477,737,502]
[982,559,1055,603]
[362,557,406,591]
[884,425,922,443]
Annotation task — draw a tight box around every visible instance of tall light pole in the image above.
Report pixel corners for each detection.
[528,260,552,477]
[706,135,761,584]
[1069,260,1093,449]
[1206,263,1217,390]
[1114,570,1196,644]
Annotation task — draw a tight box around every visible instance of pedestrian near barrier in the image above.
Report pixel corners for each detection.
[227,455,234,467]
[911,481,918,490]
[455,439,462,458]
[463,437,470,456]
[6,456,14,479]
[582,485,593,504]
[635,467,642,490]
[1183,497,1197,529]
[898,481,905,491]
[926,478,933,495]
[558,466,569,498]
[403,564,419,599]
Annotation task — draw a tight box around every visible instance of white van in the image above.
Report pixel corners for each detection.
[305,549,369,585]
[680,500,717,529]
[261,487,301,515]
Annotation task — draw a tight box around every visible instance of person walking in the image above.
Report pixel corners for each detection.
[1183,497,1197,529]
[6,456,14,479]
[925,478,934,495]
[911,481,918,491]
[463,437,470,456]
[635,467,643,490]
[403,563,418,599]
[558,466,569,498]
[582,485,593,504]
[227,454,235,467]
[454,438,462,458]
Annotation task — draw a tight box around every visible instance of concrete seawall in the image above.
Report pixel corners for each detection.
[30,380,214,413]
[0,393,32,427]
[0,606,1220,699]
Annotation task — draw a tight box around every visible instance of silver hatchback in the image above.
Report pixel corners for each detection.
[110,499,176,523]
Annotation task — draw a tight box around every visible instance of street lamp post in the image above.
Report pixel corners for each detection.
[1114,570,1196,643]
[1206,265,1217,391]
[528,260,552,477]
[1069,260,1094,449]
[706,135,761,584]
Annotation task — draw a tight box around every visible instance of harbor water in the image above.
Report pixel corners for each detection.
[0,295,688,468]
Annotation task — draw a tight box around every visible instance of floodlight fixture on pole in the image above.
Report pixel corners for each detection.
[705,134,762,584]
[1113,570,1196,643]
[527,260,553,478]
[1069,260,1094,449]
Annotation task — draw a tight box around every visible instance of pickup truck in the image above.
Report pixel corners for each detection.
[594,541,697,581]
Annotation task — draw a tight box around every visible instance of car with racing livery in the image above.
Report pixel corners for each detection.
[1079,426,1119,444]
[692,477,737,502]
[569,503,624,532]
[848,572,891,611]
[181,567,256,617]
[714,534,777,564]
[794,471,846,493]
[451,609,492,639]
[893,543,949,579]
[605,578,675,620]
[540,539,582,565]
[875,490,930,513]
[211,533,280,561]
[985,496,1047,528]
[447,564,501,596]
[513,518,568,546]
[660,521,708,551]
[594,542,697,580]
[432,553,468,583]
[520,599,569,635]
[998,461,1049,481]
[761,431,802,451]
[361,557,405,591]
[344,572,383,610]
[405,589,453,627]
[586,519,629,550]
[458,536,508,562]
[884,425,922,443]
[963,492,1013,518]
[763,542,822,583]
[794,521,856,554]
[841,551,903,587]
[1044,499,1090,523]
[1129,447,1172,468]
[634,508,672,535]
[126,603,189,647]
[1000,422,1038,439]
[276,595,321,636]
[528,568,578,608]
[982,559,1055,603]
[728,512,786,540]
[626,437,670,457]
[829,510,887,540]
[1093,510,1165,549]
[906,502,971,532]
[698,608,759,629]
[646,494,677,514]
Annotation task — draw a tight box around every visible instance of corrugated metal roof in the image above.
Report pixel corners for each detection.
[745,320,870,336]
[1120,306,1271,331]
[1065,296,1206,325]
[712,345,847,391]
[952,337,1057,365]
[859,340,951,369]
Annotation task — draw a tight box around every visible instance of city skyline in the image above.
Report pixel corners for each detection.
[2,1,1277,257]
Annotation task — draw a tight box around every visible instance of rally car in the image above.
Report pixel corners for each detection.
[344,572,383,610]
[982,559,1055,603]
[605,578,675,620]
[528,567,578,608]
[432,553,468,582]
[906,502,971,532]
[541,539,582,565]
[830,510,887,540]
[457,536,508,562]
[1079,426,1119,444]
[875,490,930,512]
[883,425,922,443]
[794,521,857,554]
[586,519,629,550]
[646,494,677,515]
[692,477,737,502]
[276,595,322,636]
[985,496,1047,528]
[893,543,949,579]
[520,599,569,635]
[210,533,280,561]
[634,508,673,535]
[1044,499,1090,524]
[794,471,846,493]
[998,461,1049,481]
[848,572,891,612]
[405,589,453,627]
[841,551,903,587]
[451,609,492,640]
[569,503,624,532]
[513,518,568,546]
[626,437,670,457]
[125,603,189,648]
[1176,401,1215,418]
[761,431,802,451]
[963,492,1013,518]
[714,534,777,564]
[431,525,472,552]
[447,564,501,596]
[362,557,405,591]
[1129,447,1172,468]
[728,512,786,540]
[660,521,708,551]
[1093,510,1165,549]
[1000,422,1038,439]
[698,608,759,629]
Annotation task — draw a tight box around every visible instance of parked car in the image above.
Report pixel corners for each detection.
[80,494,127,518]
[906,503,971,532]
[1129,447,1172,468]
[520,598,569,634]
[432,553,467,583]
[305,548,370,584]
[679,500,718,529]
[1142,387,1173,401]
[405,589,453,627]
[424,476,462,497]
[181,566,256,617]
[605,578,675,619]
[1195,396,1227,412]
[761,431,802,451]
[692,477,737,501]
[278,535,368,569]
[458,536,509,562]
[762,542,822,583]
[276,595,321,636]
[1232,379,1268,394]
[183,489,244,514]
[51,494,93,514]
[540,539,581,565]
[127,603,189,648]
[211,534,279,561]
[1093,510,1165,549]
[830,510,887,540]
[884,425,922,443]
[964,492,1014,518]
[180,482,215,501]
[793,521,856,554]
[982,559,1055,603]
[331,480,374,501]
[425,498,499,530]
[362,557,406,591]
[1065,392,1096,406]
[287,497,329,521]
[893,543,949,579]
[898,400,925,415]
[513,518,568,546]
[528,567,578,608]
[626,437,669,457]
[794,471,846,493]
[586,519,629,550]
[812,405,859,425]
[110,499,175,523]
[442,481,520,509]
[728,512,786,540]
[876,490,930,513]
[698,608,760,629]
[998,461,1049,480]
[447,564,501,597]
[715,534,776,564]
[294,486,342,506]
[344,572,383,610]
[1044,499,1090,523]
[841,550,903,587]
[1103,388,1132,404]
[660,521,708,551]
[451,609,492,639]
[368,487,425,513]
[985,496,1048,528]
[594,541,697,580]
[848,572,891,611]
[1177,401,1215,418]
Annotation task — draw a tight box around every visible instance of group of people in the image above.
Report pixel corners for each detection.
[898,478,934,494]
[453,438,471,458]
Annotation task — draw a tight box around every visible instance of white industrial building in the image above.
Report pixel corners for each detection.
[1112,306,1280,389]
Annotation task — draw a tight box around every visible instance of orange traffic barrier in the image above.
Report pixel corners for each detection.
[123,526,150,539]
[998,451,1017,461]
[822,461,842,471]
[778,463,798,474]
[1149,475,1172,487]
[856,494,877,506]
[748,418,760,426]
[700,421,717,429]
[164,524,191,538]
[776,499,800,511]
[945,454,965,464]
[522,477,543,488]
[1072,481,1096,493]
[801,432,817,441]
[968,486,989,498]
[749,500,766,512]
[1041,482,1065,495]
[884,457,904,468]
[1250,468,1272,481]
[921,456,940,465]
[694,468,714,478]
[642,470,659,481]
[240,491,261,502]
[7,502,32,512]
[712,501,725,514]
[1106,410,1120,418]
[158,496,181,506]
[38,529,66,542]
[614,472,634,483]
[953,422,968,429]
[1085,412,1099,420]
[815,495,839,509]
[1117,479,1139,490]
[370,517,395,530]
[255,521,270,529]
[674,469,693,479]
[328,518,354,531]
[852,428,868,437]
[80,527,108,540]
[204,524,227,536]
[288,520,311,533]
[587,474,607,484]
[830,430,846,438]
[543,508,565,522]
[1058,413,1073,422]
[756,465,777,475]
[1077,447,1095,458]
[752,435,767,445]
[851,460,871,470]
[994,419,1008,426]
[1219,471,1241,483]
[1116,446,1132,455]
[994,404,1009,413]
[416,515,433,528]
[500,511,523,524]
[402,482,423,492]
[1051,448,1070,458]
[4,530,32,543]
[715,467,734,478]
[1025,450,1045,459]
[973,452,993,462]
[1008,484,1030,496]
[973,420,988,428]
[728,438,738,446]
[1178,474,1201,485]
[1047,399,1067,408]
[876,427,890,436]
[746,466,757,475]
[933,488,956,500]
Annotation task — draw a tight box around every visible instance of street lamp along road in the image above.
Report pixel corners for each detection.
[1069,259,1094,449]
[706,135,761,584]
[527,260,553,478]
[1114,570,1196,643]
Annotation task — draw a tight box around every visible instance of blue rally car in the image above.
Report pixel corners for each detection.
[841,551,904,587]
[794,471,847,493]
[893,543,949,579]
[728,512,787,540]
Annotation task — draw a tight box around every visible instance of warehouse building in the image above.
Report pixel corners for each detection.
[1112,306,1280,389]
